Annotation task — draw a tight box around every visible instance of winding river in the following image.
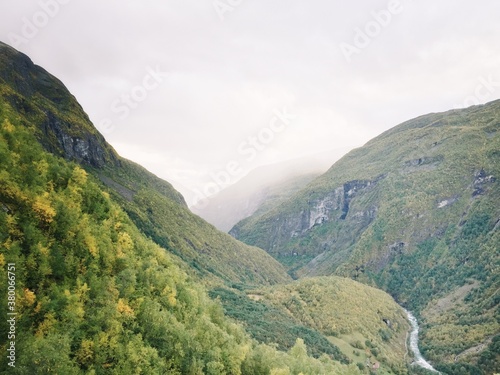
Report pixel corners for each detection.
[404,309,441,373]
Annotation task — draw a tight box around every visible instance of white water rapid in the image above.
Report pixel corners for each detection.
[404,309,441,373]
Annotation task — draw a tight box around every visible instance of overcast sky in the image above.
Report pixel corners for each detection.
[1,1,500,205]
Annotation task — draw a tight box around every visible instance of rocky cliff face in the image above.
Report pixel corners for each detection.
[0,41,119,168]
[232,102,500,273]
[40,110,117,168]
[230,177,382,260]
[306,179,375,227]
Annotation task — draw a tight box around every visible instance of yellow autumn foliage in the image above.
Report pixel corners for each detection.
[162,285,177,307]
[2,118,14,132]
[36,312,57,337]
[117,298,134,317]
[32,194,56,224]
[117,231,134,257]
[84,233,99,257]
[71,166,88,186]
[23,288,36,306]
[270,368,290,375]
[76,339,94,366]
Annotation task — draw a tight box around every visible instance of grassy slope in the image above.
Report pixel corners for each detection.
[209,275,412,375]
[257,276,410,374]
[94,159,291,287]
[232,102,500,373]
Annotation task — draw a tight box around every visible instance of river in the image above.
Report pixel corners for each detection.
[404,309,441,373]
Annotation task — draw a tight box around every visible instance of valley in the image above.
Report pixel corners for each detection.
[0,40,498,375]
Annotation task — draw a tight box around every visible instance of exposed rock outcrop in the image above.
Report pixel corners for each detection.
[0,41,119,168]
[231,176,382,257]
[472,169,496,197]
[40,111,119,168]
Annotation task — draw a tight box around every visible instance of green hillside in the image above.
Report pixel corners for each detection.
[232,102,500,374]
[10,40,499,374]
[96,158,292,287]
[211,276,410,375]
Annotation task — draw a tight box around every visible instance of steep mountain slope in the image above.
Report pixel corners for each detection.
[0,41,289,287]
[0,115,366,374]
[232,101,500,373]
[191,159,327,232]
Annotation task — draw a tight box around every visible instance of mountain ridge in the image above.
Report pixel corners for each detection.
[0,113,369,374]
[0,41,121,170]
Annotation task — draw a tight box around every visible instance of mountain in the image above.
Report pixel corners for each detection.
[190,157,334,232]
[231,101,500,374]
[0,41,290,288]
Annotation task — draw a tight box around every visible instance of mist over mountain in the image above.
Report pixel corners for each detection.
[190,154,343,232]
